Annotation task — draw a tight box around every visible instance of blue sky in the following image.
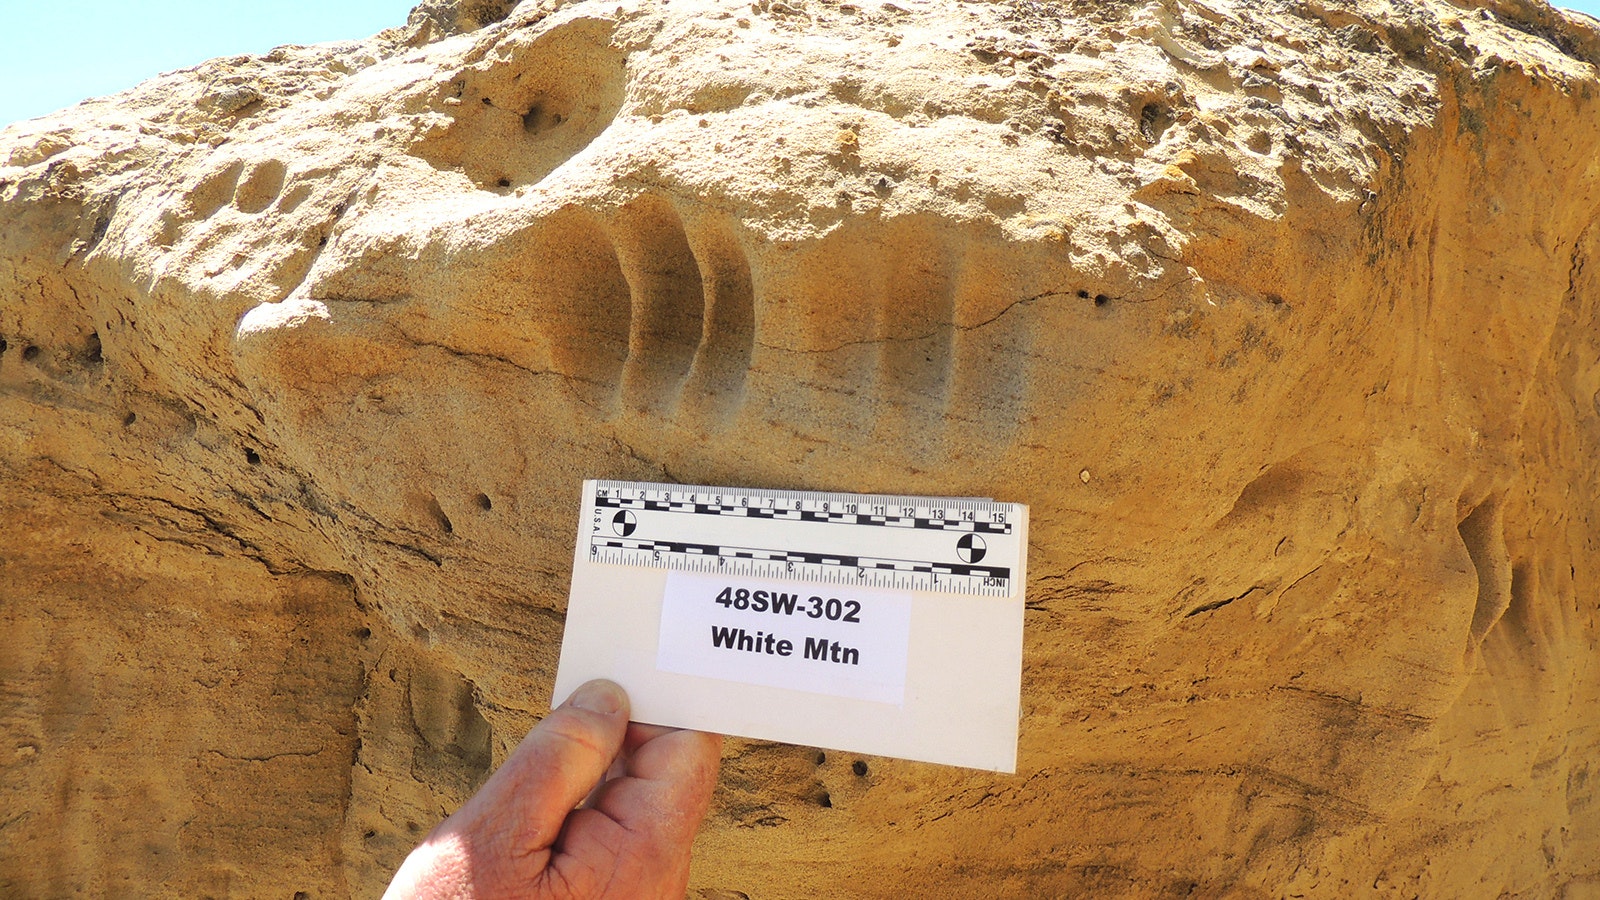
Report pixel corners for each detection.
[0,0,414,128]
[2,0,1599,129]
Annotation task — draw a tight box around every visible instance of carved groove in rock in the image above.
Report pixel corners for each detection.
[2,0,1599,897]
[1459,492,1512,651]
[676,214,755,429]
[234,159,288,215]
[611,194,709,414]
[524,207,634,405]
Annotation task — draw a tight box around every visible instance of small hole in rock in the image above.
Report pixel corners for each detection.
[522,101,566,135]
[22,345,40,362]
[123,412,137,427]
[294,892,311,900]
[1139,103,1169,142]
[852,760,868,777]
[363,829,377,840]
[1076,290,1089,299]
[356,627,372,640]
[244,448,262,465]
[818,792,833,808]
[0,337,8,354]
[476,493,493,511]
[496,178,511,188]
[1267,293,1285,305]
[1094,294,1110,306]
[86,332,102,363]
[816,751,826,765]
[481,96,493,105]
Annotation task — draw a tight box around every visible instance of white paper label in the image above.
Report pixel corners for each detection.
[656,570,913,705]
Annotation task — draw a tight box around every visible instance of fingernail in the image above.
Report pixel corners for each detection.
[568,679,625,716]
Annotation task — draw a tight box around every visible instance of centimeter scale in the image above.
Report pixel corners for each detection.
[583,480,1024,597]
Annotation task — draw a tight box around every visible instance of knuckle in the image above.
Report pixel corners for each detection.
[539,710,617,761]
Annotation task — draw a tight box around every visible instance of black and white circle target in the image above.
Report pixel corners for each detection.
[956,533,986,564]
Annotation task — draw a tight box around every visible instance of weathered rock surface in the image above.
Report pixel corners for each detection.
[2,0,1598,896]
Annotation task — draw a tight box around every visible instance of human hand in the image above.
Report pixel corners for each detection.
[383,679,723,900]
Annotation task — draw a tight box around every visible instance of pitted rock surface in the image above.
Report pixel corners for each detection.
[2,0,1599,896]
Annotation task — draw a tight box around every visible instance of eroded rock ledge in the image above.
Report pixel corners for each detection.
[2,0,1598,896]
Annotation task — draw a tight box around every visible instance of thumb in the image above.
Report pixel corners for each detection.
[383,680,632,899]
[458,680,631,863]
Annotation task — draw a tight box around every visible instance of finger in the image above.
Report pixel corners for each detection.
[588,728,723,847]
[550,729,722,896]
[622,721,681,753]
[580,746,630,810]
[580,725,707,811]
[461,679,630,858]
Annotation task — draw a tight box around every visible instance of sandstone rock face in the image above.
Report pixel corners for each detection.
[3,0,1599,896]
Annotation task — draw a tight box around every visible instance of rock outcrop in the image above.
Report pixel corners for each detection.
[2,0,1598,896]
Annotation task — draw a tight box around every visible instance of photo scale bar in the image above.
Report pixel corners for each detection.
[593,492,1015,535]
[589,548,1016,598]
[590,537,1014,581]
[583,480,1027,598]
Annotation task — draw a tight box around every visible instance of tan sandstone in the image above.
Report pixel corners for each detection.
[2,0,1599,896]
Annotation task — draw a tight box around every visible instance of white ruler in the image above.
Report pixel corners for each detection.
[582,480,1025,597]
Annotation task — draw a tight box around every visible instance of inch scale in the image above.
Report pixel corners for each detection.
[581,480,1028,597]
